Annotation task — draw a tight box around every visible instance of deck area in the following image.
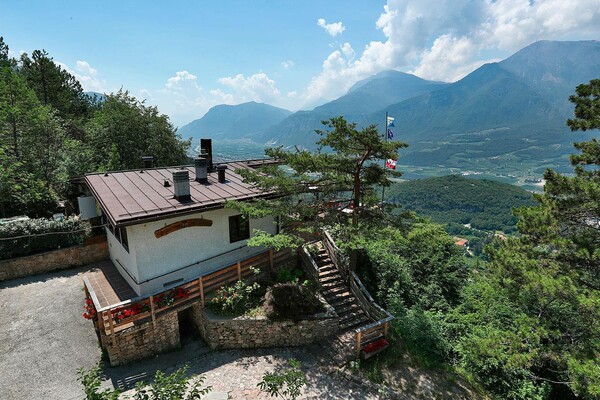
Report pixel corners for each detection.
[84,261,137,309]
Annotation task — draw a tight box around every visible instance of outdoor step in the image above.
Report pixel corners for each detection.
[334,302,362,316]
[318,263,336,272]
[328,294,355,308]
[321,280,345,291]
[340,314,371,330]
[316,259,333,267]
[320,274,343,285]
[318,269,340,279]
[340,309,367,324]
[323,286,350,298]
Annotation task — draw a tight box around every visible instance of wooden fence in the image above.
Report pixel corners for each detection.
[91,248,293,339]
[321,230,394,358]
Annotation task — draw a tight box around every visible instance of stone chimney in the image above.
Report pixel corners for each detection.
[172,170,191,201]
[194,157,208,183]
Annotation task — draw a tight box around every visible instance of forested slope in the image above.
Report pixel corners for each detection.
[386,175,536,233]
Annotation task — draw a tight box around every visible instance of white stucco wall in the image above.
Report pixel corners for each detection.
[108,208,277,296]
[106,227,140,294]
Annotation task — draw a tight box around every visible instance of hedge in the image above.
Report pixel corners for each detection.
[0,218,90,260]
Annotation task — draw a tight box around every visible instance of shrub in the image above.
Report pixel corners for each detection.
[257,358,306,400]
[263,282,322,320]
[274,267,304,283]
[0,217,90,259]
[208,280,262,316]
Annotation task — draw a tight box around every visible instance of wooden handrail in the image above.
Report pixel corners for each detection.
[321,229,394,358]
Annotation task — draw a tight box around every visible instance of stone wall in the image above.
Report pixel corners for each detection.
[0,237,109,281]
[101,311,180,366]
[193,306,339,350]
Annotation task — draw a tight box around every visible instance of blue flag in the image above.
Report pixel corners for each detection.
[388,121,395,128]
[387,128,394,140]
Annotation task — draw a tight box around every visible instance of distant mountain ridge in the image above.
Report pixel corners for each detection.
[178,40,600,176]
[177,101,291,142]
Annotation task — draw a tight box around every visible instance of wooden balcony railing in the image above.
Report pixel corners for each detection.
[87,248,293,341]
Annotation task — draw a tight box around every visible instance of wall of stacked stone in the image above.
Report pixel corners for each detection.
[194,307,339,350]
[101,311,180,366]
[0,237,109,281]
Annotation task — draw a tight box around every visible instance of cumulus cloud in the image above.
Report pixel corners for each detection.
[165,70,200,90]
[217,72,281,103]
[57,60,107,92]
[317,18,345,37]
[281,60,295,69]
[302,0,600,104]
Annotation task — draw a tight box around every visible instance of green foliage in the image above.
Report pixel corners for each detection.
[257,358,306,400]
[0,217,90,259]
[263,282,323,320]
[208,280,263,317]
[274,267,304,283]
[132,366,211,400]
[86,90,190,171]
[0,39,190,219]
[386,174,536,233]
[78,366,120,400]
[228,116,408,248]
[446,80,600,399]
[79,365,211,400]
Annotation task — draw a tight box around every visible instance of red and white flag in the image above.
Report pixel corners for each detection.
[385,159,397,170]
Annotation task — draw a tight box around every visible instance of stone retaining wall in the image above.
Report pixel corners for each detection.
[0,237,109,281]
[101,311,180,366]
[193,306,339,349]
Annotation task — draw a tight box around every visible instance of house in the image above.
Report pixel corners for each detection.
[78,139,296,365]
[454,237,469,247]
[80,139,279,296]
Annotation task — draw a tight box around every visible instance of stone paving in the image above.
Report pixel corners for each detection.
[0,265,381,399]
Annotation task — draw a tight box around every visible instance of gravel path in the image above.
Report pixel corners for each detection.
[0,266,102,400]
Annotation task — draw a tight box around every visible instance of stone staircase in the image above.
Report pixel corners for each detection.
[313,245,372,331]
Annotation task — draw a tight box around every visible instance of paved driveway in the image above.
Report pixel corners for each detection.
[0,266,102,400]
[0,265,381,400]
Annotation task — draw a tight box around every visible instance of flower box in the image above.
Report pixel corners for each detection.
[360,337,389,360]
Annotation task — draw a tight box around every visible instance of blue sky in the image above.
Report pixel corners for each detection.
[1,0,599,127]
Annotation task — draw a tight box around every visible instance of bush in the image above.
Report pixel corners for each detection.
[0,217,90,259]
[274,267,304,283]
[263,282,322,320]
[208,280,263,316]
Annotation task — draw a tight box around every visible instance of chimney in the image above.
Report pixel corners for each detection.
[217,165,227,183]
[194,157,208,183]
[142,156,154,168]
[200,138,213,172]
[172,170,191,201]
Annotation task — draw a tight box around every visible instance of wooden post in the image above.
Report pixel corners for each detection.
[237,261,242,280]
[150,295,156,327]
[269,249,274,273]
[199,278,205,308]
[107,311,116,347]
[384,321,389,337]
[356,331,362,359]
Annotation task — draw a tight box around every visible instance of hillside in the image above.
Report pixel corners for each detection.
[386,175,536,233]
[252,71,446,146]
[252,40,599,178]
[177,101,292,141]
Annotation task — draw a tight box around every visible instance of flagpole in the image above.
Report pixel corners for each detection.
[381,112,388,205]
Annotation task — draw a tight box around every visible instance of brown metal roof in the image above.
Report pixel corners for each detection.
[85,160,274,227]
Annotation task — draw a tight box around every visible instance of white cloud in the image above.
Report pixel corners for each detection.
[57,60,107,92]
[217,72,281,103]
[281,60,295,69]
[165,70,200,90]
[300,0,600,104]
[317,18,345,37]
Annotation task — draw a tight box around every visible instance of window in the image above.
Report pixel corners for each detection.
[229,215,250,243]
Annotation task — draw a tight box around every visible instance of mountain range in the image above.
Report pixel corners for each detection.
[179,40,600,176]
